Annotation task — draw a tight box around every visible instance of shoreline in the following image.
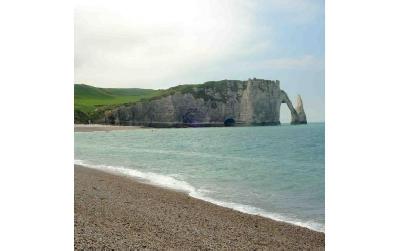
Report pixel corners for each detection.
[74,122,318,131]
[74,124,148,132]
[75,164,325,249]
[75,160,324,232]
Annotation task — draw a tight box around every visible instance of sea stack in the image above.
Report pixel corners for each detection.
[294,95,307,124]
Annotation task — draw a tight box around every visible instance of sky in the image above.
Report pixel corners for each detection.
[75,0,324,122]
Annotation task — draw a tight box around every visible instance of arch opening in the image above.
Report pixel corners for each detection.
[279,104,291,124]
[280,90,307,125]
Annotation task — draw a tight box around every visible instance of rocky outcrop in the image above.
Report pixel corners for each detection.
[280,92,307,124]
[294,95,307,124]
[103,79,307,127]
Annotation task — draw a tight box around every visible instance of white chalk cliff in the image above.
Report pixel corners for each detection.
[104,78,307,127]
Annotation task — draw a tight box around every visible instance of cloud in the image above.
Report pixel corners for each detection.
[75,0,270,87]
[75,0,323,88]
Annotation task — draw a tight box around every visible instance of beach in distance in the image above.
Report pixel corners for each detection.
[74,124,146,132]
[75,165,324,250]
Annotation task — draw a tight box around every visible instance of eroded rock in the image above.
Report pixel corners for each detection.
[103,79,307,127]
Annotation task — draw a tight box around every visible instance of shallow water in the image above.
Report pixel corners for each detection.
[75,123,325,231]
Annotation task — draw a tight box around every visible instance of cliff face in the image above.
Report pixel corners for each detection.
[104,79,307,127]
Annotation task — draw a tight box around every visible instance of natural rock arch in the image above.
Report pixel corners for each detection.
[102,79,307,127]
[280,91,307,125]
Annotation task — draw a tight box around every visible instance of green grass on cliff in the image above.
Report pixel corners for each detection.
[74,80,241,123]
[75,84,161,110]
[74,84,162,123]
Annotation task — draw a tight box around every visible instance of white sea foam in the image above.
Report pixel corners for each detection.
[75,159,196,194]
[74,159,324,232]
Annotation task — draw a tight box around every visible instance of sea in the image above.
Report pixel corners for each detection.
[75,123,325,232]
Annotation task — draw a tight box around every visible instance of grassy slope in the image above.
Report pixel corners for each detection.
[74,84,162,123]
[74,80,235,123]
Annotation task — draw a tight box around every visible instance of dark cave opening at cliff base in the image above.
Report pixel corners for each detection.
[224,118,235,126]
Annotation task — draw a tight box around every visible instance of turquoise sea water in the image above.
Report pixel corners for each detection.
[75,123,325,232]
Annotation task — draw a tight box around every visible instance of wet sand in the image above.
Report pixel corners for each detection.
[74,165,324,250]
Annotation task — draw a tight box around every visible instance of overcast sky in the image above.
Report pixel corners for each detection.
[75,0,324,122]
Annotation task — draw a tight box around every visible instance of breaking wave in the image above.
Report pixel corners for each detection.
[74,159,324,232]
